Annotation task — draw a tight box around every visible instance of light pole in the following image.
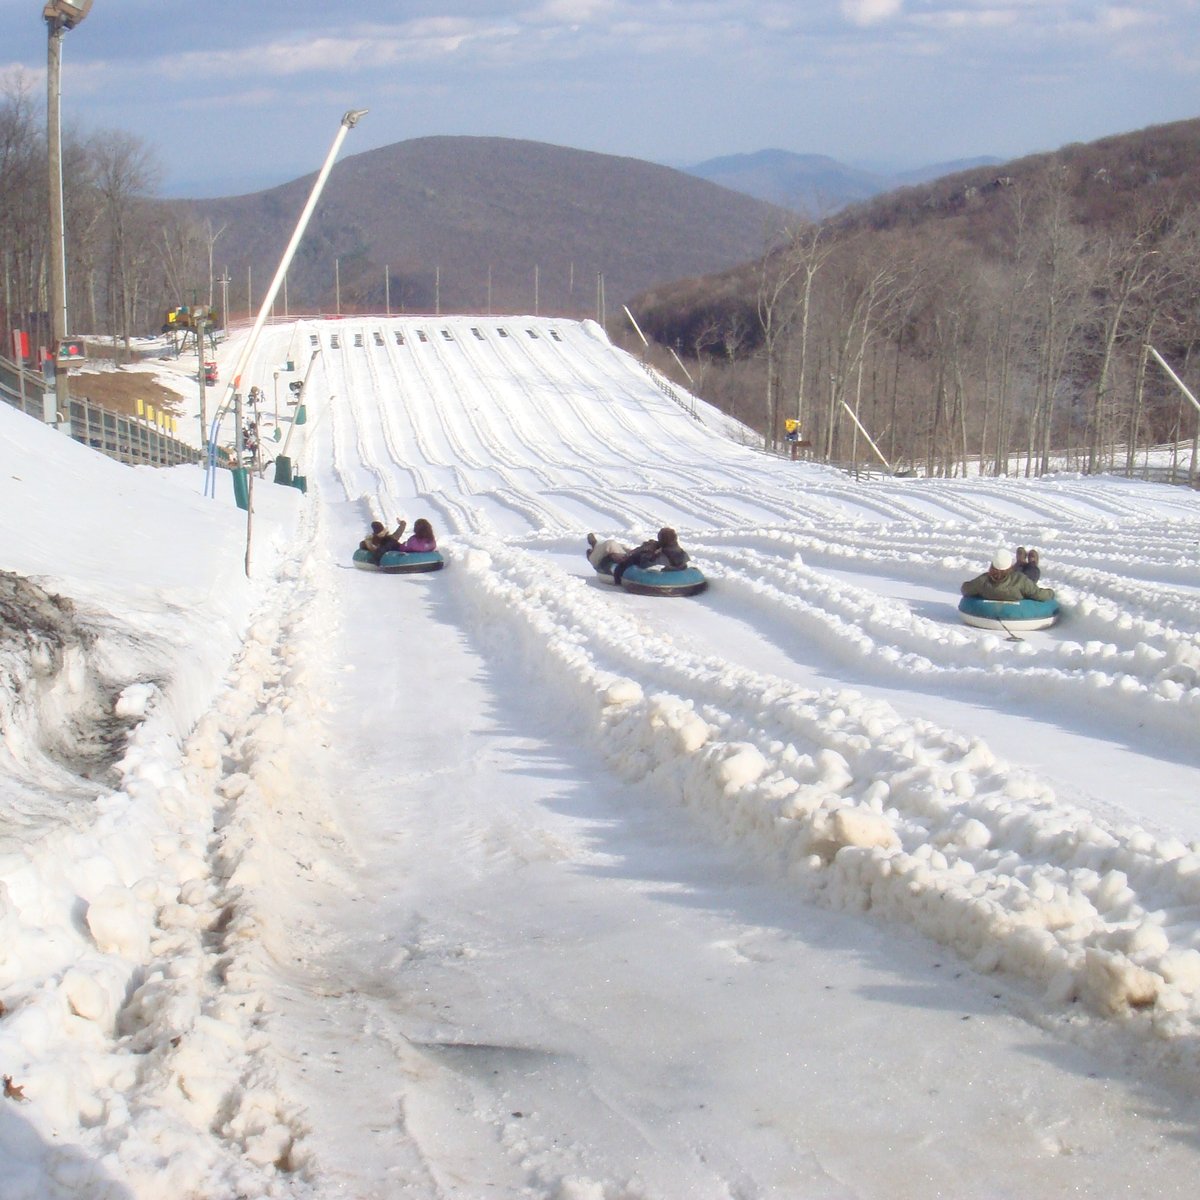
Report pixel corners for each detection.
[43,0,91,426]
[205,109,367,506]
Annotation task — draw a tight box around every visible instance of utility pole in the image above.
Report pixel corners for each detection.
[196,317,207,448]
[43,1,92,425]
[219,270,230,333]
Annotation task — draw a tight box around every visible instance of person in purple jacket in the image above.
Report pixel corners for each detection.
[398,517,437,553]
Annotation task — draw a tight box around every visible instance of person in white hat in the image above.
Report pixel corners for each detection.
[961,546,1054,602]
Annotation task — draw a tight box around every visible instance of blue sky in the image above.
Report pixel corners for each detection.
[3,1,1199,197]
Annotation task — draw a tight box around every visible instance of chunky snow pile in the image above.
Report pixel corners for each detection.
[0,402,306,1198]
[453,539,1200,1037]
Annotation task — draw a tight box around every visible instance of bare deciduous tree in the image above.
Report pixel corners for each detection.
[90,130,162,359]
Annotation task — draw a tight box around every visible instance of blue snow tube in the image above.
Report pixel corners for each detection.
[618,564,708,597]
[958,595,1059,631]
[353,548,445,574]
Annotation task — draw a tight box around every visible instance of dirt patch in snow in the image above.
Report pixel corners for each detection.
[69,367,186,418]
[0,571,146,784]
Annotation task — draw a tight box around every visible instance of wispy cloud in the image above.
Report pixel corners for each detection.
[4,0,1198,194]
[840,0,904,26]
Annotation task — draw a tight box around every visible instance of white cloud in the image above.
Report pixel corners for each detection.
[840,0,904,26]
[524,0,617,20]
[1098,6,1152,32]
[136,19,525,82]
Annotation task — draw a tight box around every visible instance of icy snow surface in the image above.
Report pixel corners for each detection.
[2,315,1200,1198]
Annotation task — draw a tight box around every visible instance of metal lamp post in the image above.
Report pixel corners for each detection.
[43,0,91,426]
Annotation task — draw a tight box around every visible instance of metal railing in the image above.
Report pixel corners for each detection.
[639,361,704,423]
[0,354,201,468]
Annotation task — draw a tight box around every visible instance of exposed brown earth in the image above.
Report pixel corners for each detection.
[69,368,187,419]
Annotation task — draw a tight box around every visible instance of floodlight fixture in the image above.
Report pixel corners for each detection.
[43,0,92,30]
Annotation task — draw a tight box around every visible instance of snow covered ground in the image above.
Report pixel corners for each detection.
[2,314,1200,1199]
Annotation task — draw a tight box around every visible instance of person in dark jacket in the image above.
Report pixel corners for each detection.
[360,518,406,563]
[1015,546,1041,583]
[962,548,1053,602]
[613,527,690,584]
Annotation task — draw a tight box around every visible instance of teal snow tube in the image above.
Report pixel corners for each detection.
[618,564,707,597]
[353,547,445,574]
[958,595,1060,631]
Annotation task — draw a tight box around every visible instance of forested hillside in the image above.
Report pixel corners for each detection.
[631,118,1200,479]
[182,137,791,318]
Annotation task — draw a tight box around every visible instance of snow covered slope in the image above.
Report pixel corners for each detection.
[2,314,1200,1198]
[287,314,1200,1188]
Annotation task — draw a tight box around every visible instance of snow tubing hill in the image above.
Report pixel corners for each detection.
[353,548,445,574]
[618,564,708,597]
[958,595,1059,631]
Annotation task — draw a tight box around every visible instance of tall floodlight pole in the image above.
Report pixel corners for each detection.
[206,109,368,501]
[1146,345,1200,418]
[43,0,91,425]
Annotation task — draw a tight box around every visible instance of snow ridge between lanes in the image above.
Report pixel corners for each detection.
[696,543,1200,746]
[455,541,1200,1061]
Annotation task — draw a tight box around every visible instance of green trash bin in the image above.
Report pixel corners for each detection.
[273,455,293,485]
[295,404,307,426]
[285,359,294,371]
[231,467,249,511]
[291,475,307,494]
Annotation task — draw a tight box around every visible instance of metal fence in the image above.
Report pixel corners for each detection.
[0,355,202,468]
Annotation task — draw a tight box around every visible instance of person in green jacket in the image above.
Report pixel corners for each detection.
[961,548,1055,602]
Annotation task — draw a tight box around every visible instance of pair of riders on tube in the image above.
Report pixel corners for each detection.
[587,527,689,584]
[360,518,437,564]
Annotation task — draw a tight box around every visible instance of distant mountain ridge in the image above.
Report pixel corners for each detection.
[685,149,1002,215]
[173,137,794,318]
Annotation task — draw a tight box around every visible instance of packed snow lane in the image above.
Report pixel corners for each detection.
[236,315,1200,1194]
[267,498,1200,1199]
